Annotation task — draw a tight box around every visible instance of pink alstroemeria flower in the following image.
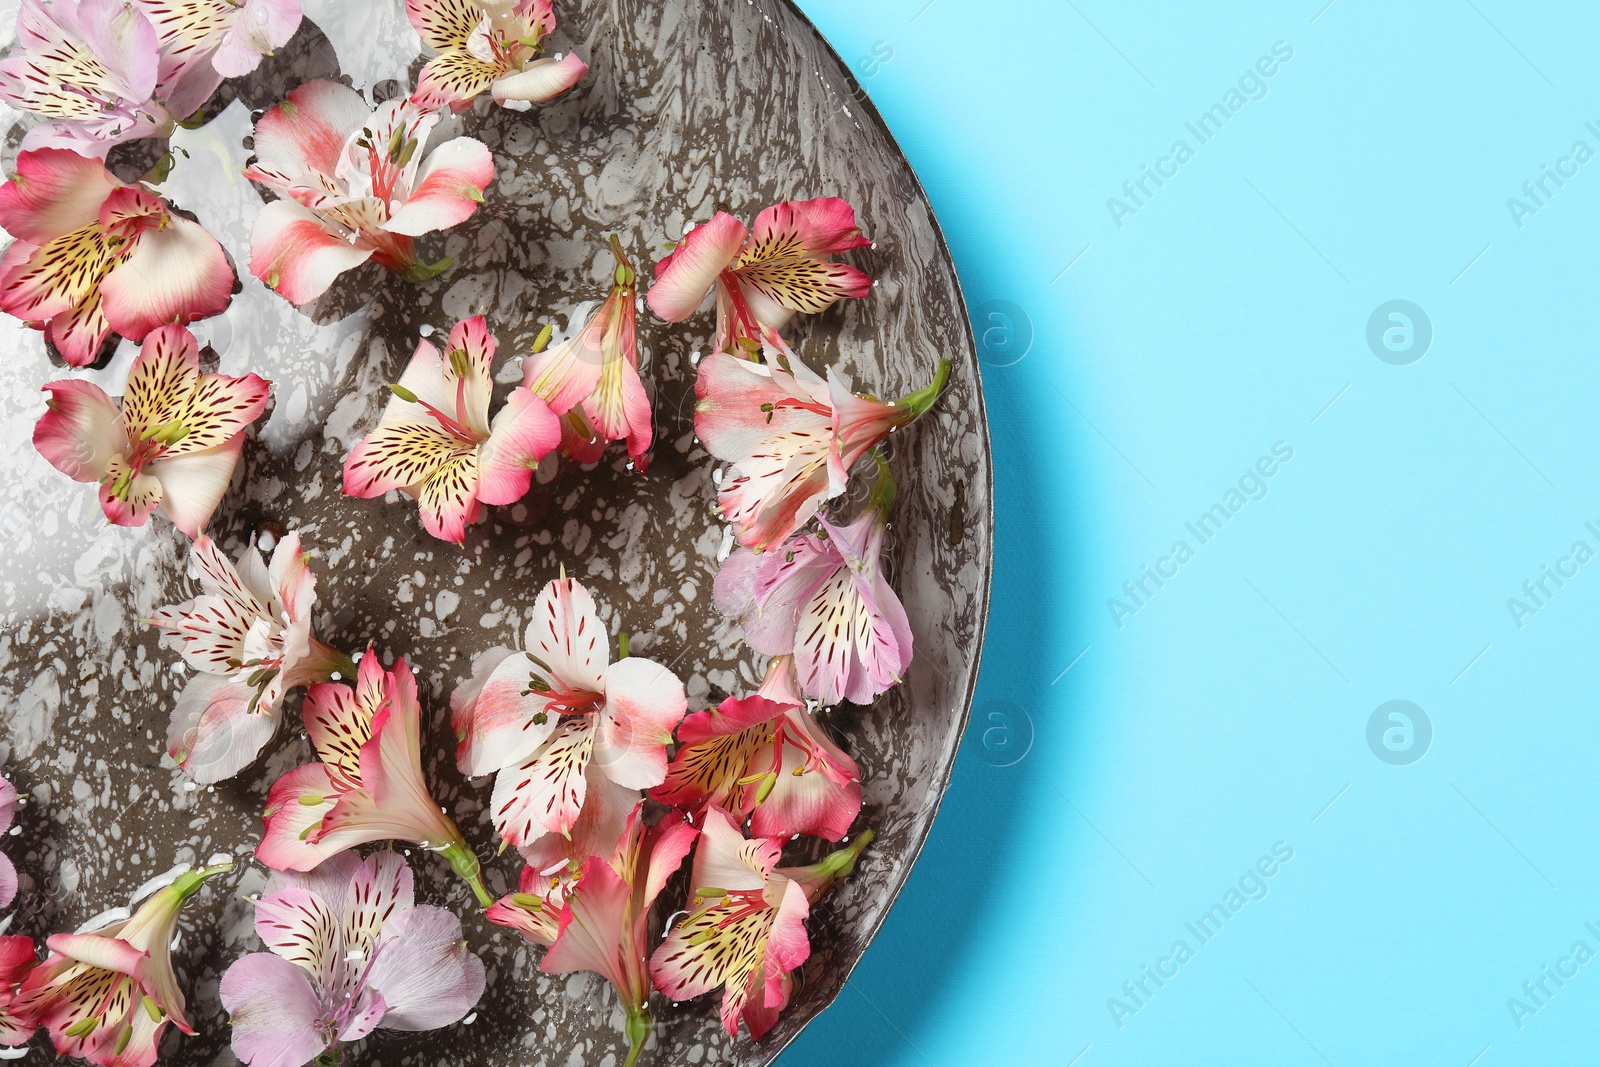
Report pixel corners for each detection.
[0,776,16,910]
[540,805,695,1067]
[650,808,871,1040]
[138,0,305,80]
[653,656,861,841]
[0,935,38,1049]
[151,531,351,783]
[695,330,949,550]
[258,650,494,907]
[0,776,17,910]
[646,198,871,355]
[450,576,687,862]
[33,324,268,535]
[10,860,232,1067]
[0,0,223,158]
[0,149,236,366]
[245,79,495,304]
[714,465,913,705]
[221,851,485,1067]
[408,0,588,112]
[343,316,560,544]
[522,237,653,468]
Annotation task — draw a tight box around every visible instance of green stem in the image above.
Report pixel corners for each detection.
[169,858,235,903]
[439,840,494,909]
[402,256,454,283]
[623,1004,652,1067]
[894,358,953,420]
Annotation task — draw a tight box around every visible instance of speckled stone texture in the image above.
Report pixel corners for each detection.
[0,0,990,1064]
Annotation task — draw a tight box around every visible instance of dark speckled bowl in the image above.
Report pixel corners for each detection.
[0,0,990,1063]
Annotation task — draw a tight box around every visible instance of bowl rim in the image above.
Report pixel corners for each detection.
[755,0,995,1060]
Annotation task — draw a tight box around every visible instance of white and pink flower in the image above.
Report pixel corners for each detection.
[646,198,872,354]
[0,0,224,157]
[450,576,686,865]
[343,315,560,544]
[221,851,485,1067]
[151,531,349,783]
[0,149,236,366]
[258,650,493,907]
[139,0,305,80]
[407,0,588,112]
[695,330,948,549]
[245,80,495,304]
[0,776,15,910]
[10,860,232,1067]
[33,324,268,535]
[522,237,652,468]
[650,808,870,1040]
[653,657,861,840]
[714,471,913,705]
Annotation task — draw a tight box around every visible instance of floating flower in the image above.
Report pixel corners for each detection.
[10,860,232,1067]
[151,531,350,783]
[646,198,872,354]
[33,324,268,536]
[0,0,223,157]
[695,331,949,550]
[522,236,653,468]
[714,464,913,705]
[245,79,495,304]
[0,935,37,1049]
[653,657,861,840]
[540,805,696,1067]
[408,0,588,112]
[0,776,15,910]
[0,149,236,366]
[650,808,870,1040]
[343,315,560,544]
[257,650,494,907]
[221,851,486,1067]
[450,576,686,860]
[139,0,306,80]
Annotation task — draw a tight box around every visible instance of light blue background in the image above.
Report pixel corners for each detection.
[780,2,1600,1065]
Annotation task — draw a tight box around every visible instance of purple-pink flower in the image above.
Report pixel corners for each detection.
[714,465,913,705]
[140,0,305,80]
[407,0,588,112]
[0,0,223,157]
[221,851,485,1067]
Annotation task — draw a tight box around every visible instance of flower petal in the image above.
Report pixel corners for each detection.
[476,387,559,506]
[593,656,686,790]
[148,434,246,539]
[44,289,115,367]
[747,197,871,258]
[412,51,501,110]
[120,321,198,438]
[256,762,339,872]
[342,420,467,498]
[100,212,235,343]
[491,717,595,847]
[646,212,747,322]
[218,952,331,1067]
[0,148,119,245]
[0,223,114,325]
[382,136,494,238]
[690,807,779,892]
[211,0,304,78]
[250,79,371,189]
[340,851,414,961]
[521,306,606,417]
[405,0,482,51]
[33,378,124,483]
[523,577,608,694]
[538,855,632,998]
[249,198,374,305]
[490,52,588,106]
[165,672,277,782]
[415,446,482,543]
[252,886,339,985]
[0,851,14,911]
[302,678,374,792]
[364,905,484,1030]
[451,649,559,777]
